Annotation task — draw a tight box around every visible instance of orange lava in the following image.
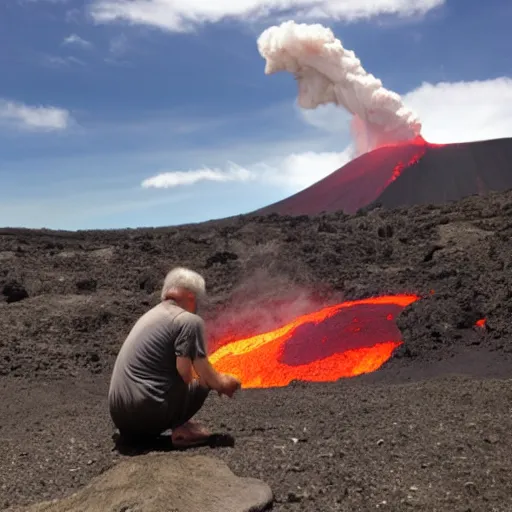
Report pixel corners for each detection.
[382,136,428,189]
[376,136,447,191]
[475,318,486,328]
[210,294,419,389]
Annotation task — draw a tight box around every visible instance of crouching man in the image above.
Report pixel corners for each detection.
[108,267,241,448]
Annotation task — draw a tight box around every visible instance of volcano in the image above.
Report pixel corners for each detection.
[256,136,512,216]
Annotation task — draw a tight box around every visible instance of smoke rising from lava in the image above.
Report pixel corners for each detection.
[204,268,338,352]
[257,21,423,155]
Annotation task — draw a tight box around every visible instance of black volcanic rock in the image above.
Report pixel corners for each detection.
[1,279,29,303]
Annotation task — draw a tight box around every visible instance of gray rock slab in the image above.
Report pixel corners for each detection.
[11,453,273,512]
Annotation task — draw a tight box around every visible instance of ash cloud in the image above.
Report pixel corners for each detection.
[257,20,422,155]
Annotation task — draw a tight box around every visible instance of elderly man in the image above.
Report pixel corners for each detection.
[108,267,241,448]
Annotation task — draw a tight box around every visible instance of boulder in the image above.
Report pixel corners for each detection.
[12,454,273,512]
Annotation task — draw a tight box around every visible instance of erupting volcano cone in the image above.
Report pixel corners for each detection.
[209,294,419,389]
[256,136,512,216]
[255,21,512,217]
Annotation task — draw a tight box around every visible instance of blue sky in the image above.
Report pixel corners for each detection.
[1,0,511,230]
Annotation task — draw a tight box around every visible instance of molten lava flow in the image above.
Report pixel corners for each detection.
[385,140,427,186]
[373,136,447,196]
[475,318,487,328]
[210,294,420,389]
[372,136,430,194]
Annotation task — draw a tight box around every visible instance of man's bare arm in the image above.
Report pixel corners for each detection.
[176,354,222,390]
[176,356,194,384]
[192,357,224,391]
[173,313,240,395]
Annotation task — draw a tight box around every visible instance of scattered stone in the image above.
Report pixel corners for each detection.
[464,481,478,496]
[286,492,303,503]
[86,352,100,363]
[138,274,157,294]
[76,278,97,293]
[139,241,161,254]
[205,251,239,268]
[2,280,29,304]
[318,221,337,234]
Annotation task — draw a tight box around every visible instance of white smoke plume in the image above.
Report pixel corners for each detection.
[257,21,423,155]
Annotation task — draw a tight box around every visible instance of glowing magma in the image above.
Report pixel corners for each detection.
[210,294,419,389]
[383,137,428,186]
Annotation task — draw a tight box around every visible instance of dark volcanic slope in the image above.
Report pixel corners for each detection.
[374,137,512,210]
[2,189,512,511]
[257,136,512,216]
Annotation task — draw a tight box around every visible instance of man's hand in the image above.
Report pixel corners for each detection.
[192,357,241,397]
[217,374,242,398]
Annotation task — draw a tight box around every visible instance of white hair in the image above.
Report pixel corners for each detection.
[161,267,206,301]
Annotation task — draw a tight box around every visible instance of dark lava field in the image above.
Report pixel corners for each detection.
[2,189,512,511]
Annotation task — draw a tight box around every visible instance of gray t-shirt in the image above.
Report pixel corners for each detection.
[108,300,207,414]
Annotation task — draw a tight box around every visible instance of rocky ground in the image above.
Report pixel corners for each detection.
[2,189,512,511]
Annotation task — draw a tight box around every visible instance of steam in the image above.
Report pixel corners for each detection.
[203,268,341,352]
[257,21,423,155]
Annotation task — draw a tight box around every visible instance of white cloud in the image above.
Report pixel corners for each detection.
[89,0,445,32]
[65,8,83,23]
[109,34,129,56]
[297,104,352,135]
[41,55,85,68]
[403,77,512,144]
[255,150,353,189]
[0,99,72,131]
[141,163,254,188]
[63,34,93,48]
[142,149,352,192]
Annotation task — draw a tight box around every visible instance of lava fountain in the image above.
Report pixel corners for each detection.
[210,294,420,389]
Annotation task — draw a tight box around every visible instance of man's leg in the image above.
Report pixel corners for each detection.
[167,380,211,446]
[111,404,167,445]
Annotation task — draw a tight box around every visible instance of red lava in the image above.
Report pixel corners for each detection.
[475,318,487,328]
[382,137,428,187]
[210,294,420,388]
